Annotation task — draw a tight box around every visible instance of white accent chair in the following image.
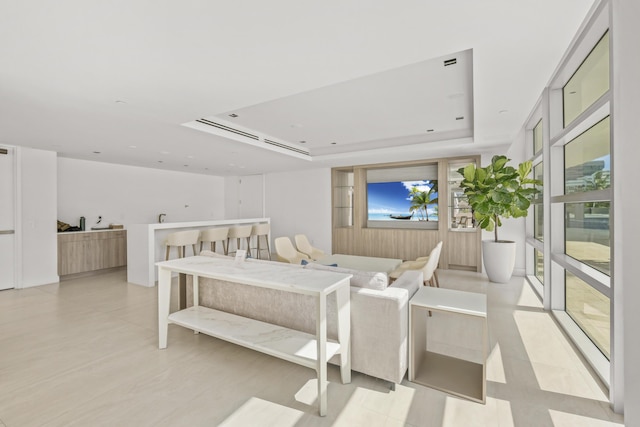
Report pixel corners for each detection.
[274,237,310,264]
[294,234,325,260]
[389,241,443,287]
[165,230,201,260]
[199,227,229,255]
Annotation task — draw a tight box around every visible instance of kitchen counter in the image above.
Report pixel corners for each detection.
[126,218,270,287]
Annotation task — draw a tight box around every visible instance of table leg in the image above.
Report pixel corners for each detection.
[316,294,327,416]
[158,266,172,349]
[336,282,351,384]
[179,273,187,310]
[193,275,200,335]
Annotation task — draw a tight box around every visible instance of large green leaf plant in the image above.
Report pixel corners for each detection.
[457,155,541,242]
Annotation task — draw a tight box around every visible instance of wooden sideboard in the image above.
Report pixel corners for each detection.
[58,230,127,277]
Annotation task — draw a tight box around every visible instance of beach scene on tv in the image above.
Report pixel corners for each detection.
[367,180,438,221]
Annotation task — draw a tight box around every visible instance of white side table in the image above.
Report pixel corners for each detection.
[409,286,487,403]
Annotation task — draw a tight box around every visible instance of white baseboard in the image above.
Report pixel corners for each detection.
[19,275,60,288]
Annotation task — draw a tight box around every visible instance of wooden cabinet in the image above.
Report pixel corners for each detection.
[58,230,127,276]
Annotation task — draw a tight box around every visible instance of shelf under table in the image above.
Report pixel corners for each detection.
[168,306,342,370]
[412,350,484,403]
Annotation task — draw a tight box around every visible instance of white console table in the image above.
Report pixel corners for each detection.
[127,218,269,287]
[157,256,352,416]
[409,286,487,403]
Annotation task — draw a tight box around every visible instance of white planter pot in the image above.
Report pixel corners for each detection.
[482,240,516,283]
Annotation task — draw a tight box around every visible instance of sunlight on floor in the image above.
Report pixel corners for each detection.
[218,397,304,427]
[486,342,507,384]
[549,409,623,426]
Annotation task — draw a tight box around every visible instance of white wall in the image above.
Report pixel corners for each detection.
[613,0,640,419]
[224,174,265,219]
[264,168,332,254]
[18,147,58,287]
[57,158,225,227]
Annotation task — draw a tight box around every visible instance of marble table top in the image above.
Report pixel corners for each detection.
[156,255,352,296]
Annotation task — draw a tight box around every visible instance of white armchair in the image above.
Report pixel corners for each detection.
[274,237,310,264]
[294,234,325,260]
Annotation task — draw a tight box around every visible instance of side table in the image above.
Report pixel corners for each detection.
[409,286,487,403]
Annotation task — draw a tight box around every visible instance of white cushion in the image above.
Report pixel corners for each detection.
[303,262,388,291]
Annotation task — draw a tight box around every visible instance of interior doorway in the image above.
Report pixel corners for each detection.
[0,145,15,290]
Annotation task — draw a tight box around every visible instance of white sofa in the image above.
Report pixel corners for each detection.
[186,253,422,385]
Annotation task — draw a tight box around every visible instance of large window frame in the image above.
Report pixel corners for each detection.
[546,2,612,388]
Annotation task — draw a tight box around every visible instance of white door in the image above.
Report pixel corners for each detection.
[0,146,15,290]
[238,174,264,218]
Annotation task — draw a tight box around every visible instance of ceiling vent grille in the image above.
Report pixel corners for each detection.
[263,139,309,156]
[444,58,457,67]
[196,118,259,140]
[186,118,311,160]
[0,148,7,155]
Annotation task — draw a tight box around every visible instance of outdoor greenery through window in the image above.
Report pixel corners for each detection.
[564,117,610,194]
[563,31,609,127]
[565,271,610,359]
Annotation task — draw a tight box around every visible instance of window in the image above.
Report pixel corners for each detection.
[533,161,543,241]
[565,271,610,359]
[563,31,610,127]
[564,117,610,195]
[565,202,610,275]
[534,249,544,284]
[533,120,543,155]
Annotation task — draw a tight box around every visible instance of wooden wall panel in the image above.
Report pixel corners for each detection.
[331,157,481,271]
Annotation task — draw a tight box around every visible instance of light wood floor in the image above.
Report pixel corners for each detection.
[0,269,624,426]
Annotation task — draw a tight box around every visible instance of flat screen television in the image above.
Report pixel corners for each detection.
[367,180,438,223]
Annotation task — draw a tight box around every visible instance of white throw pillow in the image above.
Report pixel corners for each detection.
[303,262,388,291]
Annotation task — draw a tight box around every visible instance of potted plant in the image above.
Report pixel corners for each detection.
[458,155,541,283]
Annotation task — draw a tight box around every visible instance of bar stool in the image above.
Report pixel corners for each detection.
[251,223,271,260]
[227,225,253,257]
[199,227,229,255]
[165,230,201,260]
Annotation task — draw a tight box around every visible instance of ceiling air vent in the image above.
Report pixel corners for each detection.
[195,118,259,140]
[184,117,311,161]
[444,58,457,67]
[263,139,310,156]
[0,148,7,155]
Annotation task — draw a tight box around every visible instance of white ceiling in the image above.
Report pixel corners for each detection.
[0,1,595,176]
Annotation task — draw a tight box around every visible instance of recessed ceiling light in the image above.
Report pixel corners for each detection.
[426,129,434,133]
[187,155,194,159]
[239,165,246,169]
[229,163,235,167]
[93,151,101,154]
[160,151,170,155]
[228,113,238,118]
[499,110,509,114]
[128,145,137,149]
[115,100,127,104]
